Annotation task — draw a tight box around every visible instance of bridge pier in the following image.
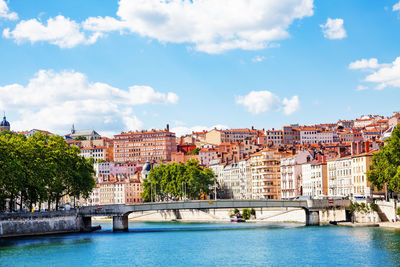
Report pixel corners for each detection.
[305,209,320,226]
[78,216,92,232]
[113,215,128,231]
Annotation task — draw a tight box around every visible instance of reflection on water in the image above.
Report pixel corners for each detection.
[1,222,400,266]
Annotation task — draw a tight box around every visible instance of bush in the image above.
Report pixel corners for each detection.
[250,208,256,216]
[242,208,250,220]
[234,208,239,215]
[397,207,400,217]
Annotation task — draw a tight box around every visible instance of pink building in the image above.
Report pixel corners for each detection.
[199,148,218,167]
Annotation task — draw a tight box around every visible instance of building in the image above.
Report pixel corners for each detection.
[283,125,300,145]
[249,148,291,199]
[328,156,353,197]
[351,151,376,198]
[0,113,10,131]
[280,150,313,199]
[205,128,262,145]
[266,129,283,146]
[171,152,199,164]
[113,125,176,163]
[80,146,113,162]
[301,162,327,198]
[68,124,101,140]
[125,177,143,204]
[199,148,218,167]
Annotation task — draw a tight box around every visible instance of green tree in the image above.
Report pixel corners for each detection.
[242,208,250,220]
[141,160,215,202]
[367,125,400,195]
[75,136,87,141]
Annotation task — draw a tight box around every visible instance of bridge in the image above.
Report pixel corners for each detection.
[78,199,350,231]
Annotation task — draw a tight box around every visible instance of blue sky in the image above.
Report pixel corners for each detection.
[0,0,399,137]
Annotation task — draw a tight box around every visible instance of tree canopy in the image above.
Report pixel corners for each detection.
[141,159,215,202]
[367,125,400,193]
[0,131,95,211]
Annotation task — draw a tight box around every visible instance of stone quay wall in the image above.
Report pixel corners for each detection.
[0,211,84,238]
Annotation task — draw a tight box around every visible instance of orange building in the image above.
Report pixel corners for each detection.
[113,125,176,163]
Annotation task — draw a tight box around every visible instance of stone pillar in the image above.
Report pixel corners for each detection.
[79,216,92,232]
[113,215,128,231]
[305,209,320,226]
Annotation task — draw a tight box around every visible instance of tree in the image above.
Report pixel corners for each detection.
[0,132,95,212]
[75,136,87,141]
[185,148,200,155]
[367,125,400,195]
[141,160,215,202]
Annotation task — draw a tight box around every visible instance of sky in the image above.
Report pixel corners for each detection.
[0,0,399,137]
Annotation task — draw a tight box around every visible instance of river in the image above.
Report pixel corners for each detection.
[1,222,400,266]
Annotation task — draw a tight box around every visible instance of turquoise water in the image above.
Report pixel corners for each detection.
[1,222,400,266]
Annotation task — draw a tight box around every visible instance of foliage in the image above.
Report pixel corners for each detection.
[347,201,373,215]
[367,125,400,193]
[141,159,215,202]
[369,202,378,212]
[185,148,200,155]
[397,207,400,217]
[233,208,239,215]
[75,136,87,141]
[250,208,256,216]
[242,208,250,220]
[0,131,95,211]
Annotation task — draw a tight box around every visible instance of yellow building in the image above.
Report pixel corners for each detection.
[250,148,291,199]
[351,151,376,197]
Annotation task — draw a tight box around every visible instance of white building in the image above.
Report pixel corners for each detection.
[302,162,327,198]
[329,156,353,197]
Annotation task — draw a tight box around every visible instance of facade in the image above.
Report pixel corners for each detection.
[302,162,327,198]
[125,178,143,204]
[249,148,290,199]
[280,150,313,199]
[266,129,283,146]
[328,156,352,197]
[351,152,373,198]
[113,126,176,163]
[205,128,261,145]
[283,125,300,145]
[199,148,218,167]
[80,146,113,162]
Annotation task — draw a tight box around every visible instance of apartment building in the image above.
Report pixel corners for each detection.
[113,125,176,163]
[250,148,291,199]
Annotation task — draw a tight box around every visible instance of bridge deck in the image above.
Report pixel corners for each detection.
[79,199,350,217]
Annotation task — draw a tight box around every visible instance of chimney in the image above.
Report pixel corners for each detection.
[166,124,170,131]
[251,126,254,130]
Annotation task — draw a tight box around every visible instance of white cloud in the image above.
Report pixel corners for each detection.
[0,69,178,133]
[348,58,382,70]
[236,90,299,115]
[320,18,346,40]
[0,0,18,20]
[356,85,368,91]
[127,86,178,105]
[252,56,265,63]
[393,1,400,11]
[82,0,314,53]
[122,116,144,131]
[350,57,400,90]
[3,15,101,48]
[282,95,300,115]
[171,124,229,137]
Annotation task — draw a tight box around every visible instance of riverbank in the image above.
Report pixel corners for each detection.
[379,222,400,229]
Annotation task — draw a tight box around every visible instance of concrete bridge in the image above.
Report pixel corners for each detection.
[79,199,350,231]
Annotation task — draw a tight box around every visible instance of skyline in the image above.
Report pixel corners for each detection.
[0,0,400,137]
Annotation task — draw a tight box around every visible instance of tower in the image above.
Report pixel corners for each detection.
[0,112,10,131]
[71,123,76,134]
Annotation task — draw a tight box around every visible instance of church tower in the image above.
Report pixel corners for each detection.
[0,112,10,131]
